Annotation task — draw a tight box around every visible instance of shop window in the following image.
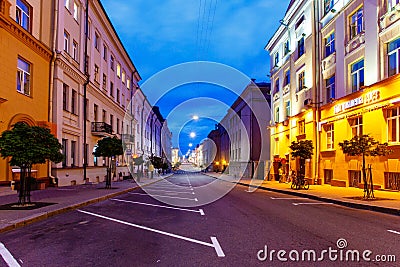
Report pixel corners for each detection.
[325,124,334,149]
[298,120,305,135]
[349,116,363,137]
[387,106,400,143]
[324,169,333,184]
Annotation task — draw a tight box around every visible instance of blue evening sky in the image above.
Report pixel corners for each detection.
[101,0,289,155]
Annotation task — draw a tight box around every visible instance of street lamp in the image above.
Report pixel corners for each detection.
[192,115,199,120]
[190,132,196,138]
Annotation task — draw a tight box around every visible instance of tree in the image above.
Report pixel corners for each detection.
[93,136,123,189]
[289,140,314,180]
[339,134,392,199]
[0,122,63,205]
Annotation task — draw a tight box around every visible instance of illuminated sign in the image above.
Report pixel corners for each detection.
[334,90,380,114]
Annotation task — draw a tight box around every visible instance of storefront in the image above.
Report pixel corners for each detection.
[319,74,400,190]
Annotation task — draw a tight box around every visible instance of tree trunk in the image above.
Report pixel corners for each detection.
[362,154,370,199]
[106,157,112,189]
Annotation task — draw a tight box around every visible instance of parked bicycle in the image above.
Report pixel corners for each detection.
[290,172,309,190]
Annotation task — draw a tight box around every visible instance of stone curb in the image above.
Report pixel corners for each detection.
[0,174,173,234]
[205,174,400,217]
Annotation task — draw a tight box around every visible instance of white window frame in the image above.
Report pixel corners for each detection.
[388,38,400,77]
[325,32,335,57]
[73,1,79,21]
[350,6,364,39]
[64,31,70,53]
[72,40,78,61]
[350,59,364,92]
[298,70,305,91]
[326,75,335,102]
[326,124,334,150]
[387,107,400,143]
[285,101,290,120]
[117,64,121,78]
[17,57,31,96]
[16,0,31,31]
[389,0,400,11]
[350,117,363,137]
[65,0,70,10]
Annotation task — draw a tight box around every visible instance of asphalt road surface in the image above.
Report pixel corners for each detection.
[0,171,399,266]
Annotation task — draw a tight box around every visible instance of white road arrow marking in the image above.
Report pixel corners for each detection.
[0,243,21,267]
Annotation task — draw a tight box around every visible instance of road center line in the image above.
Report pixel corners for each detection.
[148,184,193,190]
[388,230,400,235]
[0,243,21,267]
[128,192,198,201]
[292,202,334,206]
[77,210,223,257]
[111,199,204,215]
[270,197,307,200]
[145,189,195,195]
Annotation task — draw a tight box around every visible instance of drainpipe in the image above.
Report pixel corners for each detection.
[48,0,59,179]
[83,0,90,182]
[313,0,321,185]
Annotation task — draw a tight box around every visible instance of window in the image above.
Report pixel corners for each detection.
[94,65,99,82]
[127,79,130,89]
[326,75,335,102]
[73,1,79,20]
[285,101,290,119]
[110,81,114,97]
[284,40,290,55]
[298,37,305,58]
[16,0,31,31]
[85,19,91,39]
[122,94,125,108]
[284,70,290,86]
[325,32,335,57]
[110,55,114,70]
[102,109,106,123]
[387,107,400,143]
[103,45,107,60]
[350,7,364,39]
[274,52,279,66]
[324,0,334,15]
[389,0,400,10]
[117,118,120,134]
[388,38,400,77]
[63,84,69,111]
[122,71,126,84]
[273,78,279,94]
[64,31,70,53]
[298,120,305,135]
[350,117,363,137]
[275,107,279,123]
[71,89,77,114]
[17,57,31,96]
[65,0,70,9]
[117,89,120,103]
[117,64,121,78]
[326,124,334,149]
[298,71,305,91]
[71,141,76,167]
[62,139,68,167]
[295,15,304,29]
[110,114,113,130]
[94,104,98,122]
[85,55,89,74]
[72,41,78,61]
[94,32,99,50]
[102,74,107,90]
[351,59,364,92]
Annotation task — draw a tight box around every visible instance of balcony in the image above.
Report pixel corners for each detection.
[91,122,113,136]
[379,4,400,32]
[345,32,365,55]
[321,52,336,79]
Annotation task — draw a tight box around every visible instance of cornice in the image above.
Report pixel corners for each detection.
[0,1,52,61]
[55,55,86,84]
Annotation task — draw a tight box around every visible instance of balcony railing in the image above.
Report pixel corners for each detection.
[91,122,113,136]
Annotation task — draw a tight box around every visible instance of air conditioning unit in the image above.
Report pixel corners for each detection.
[304,98,312,106]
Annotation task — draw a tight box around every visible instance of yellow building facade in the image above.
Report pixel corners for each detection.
[0,0,53,184]
[319,74,400,190]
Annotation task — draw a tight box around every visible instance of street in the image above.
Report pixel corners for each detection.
[0,172,399,266]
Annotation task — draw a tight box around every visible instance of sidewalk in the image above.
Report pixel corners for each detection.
[0,174,172,234]
[205,172,400,216]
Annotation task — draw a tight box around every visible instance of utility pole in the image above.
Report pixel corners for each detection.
[83,0,90,182]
